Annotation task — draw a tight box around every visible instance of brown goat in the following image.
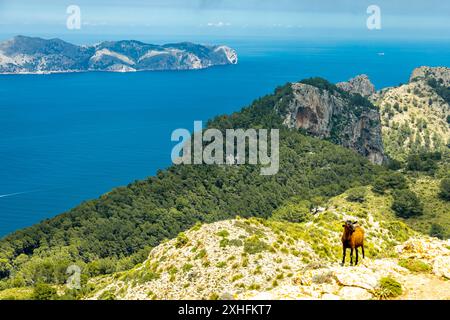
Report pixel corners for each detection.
[341,221,365,266]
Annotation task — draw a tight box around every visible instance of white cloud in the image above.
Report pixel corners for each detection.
[206,21,231,27]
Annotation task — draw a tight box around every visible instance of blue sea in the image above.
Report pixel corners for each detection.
[1,39,449,237]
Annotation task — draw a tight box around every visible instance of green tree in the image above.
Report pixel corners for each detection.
[32,283,58,300]
[373,172,408,194]
[346,187,367,203]
[271,201,311,223]
[429,224,446,240]
[439,177,450,201]
[0,259,11,279]
[406,152,440,173]
[392,190,423,218]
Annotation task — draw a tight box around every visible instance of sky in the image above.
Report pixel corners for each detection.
[0,0,449,42]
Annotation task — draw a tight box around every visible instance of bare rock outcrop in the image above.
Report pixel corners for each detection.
[281,81,385,164]
[337,75,376,97]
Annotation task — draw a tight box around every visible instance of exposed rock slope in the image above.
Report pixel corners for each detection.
[0,36,238,74]
[337,74,376,97]
[280,79,384,164]
[88,218,449,300]
[410,66,450,86]
[372,67,450,161]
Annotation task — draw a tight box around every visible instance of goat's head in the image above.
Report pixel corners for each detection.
[342,220,357,233]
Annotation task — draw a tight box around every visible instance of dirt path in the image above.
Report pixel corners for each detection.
[399,274,450,300]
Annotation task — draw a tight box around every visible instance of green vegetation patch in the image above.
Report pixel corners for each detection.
[243,236,269,255]
[0,287,33,300]
[373,276,403,300]
[398,258,431,273]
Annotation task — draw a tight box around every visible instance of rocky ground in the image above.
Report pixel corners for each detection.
[87,216,450,300]
[243,238,450,300]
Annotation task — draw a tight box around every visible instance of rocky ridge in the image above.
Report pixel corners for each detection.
[87,218,450,300]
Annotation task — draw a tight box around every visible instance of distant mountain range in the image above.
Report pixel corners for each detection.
[0,36,238,74]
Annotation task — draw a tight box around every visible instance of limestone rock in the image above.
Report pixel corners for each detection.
[321,293,341,300]
[339,286,373,300]
[281,81,385,164]
[337,74,376,97]
[433,256,450,279]
[333,268,378,290]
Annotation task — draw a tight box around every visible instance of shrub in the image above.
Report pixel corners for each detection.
[141,271,160,282]
[0,259,11,279]
[228,239,243,247]
[398,258,431,273]
[391,189,423,218]
[312,271,334,284]
[32,283,58,300]
[98,290,116,300]
[195,249,207,260]
[439,177,450,201]
[406,152,440,173]
[346,187,367,203]
[244,236,269,255]
[271,201,311,223]
[231,274,243,282]
[386,158,403,171]
[373,276,403,299]
[209,293,219,300]
[373,172,408,194]
[182,264,193,272]
[216,230,230,238]
[248,283,261,290]
[300,77,341,94]
[429,224,446,240]
[175,232,189,248]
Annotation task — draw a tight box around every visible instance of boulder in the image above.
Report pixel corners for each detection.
[334,268,378,290]
[433,256,450,279]
[339,287,373,300]
[336,74,376,97]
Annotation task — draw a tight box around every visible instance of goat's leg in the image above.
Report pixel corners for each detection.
[355,247,359,265]
[350,248,354,266]
[341,247,346,266]
[362,244,365,259]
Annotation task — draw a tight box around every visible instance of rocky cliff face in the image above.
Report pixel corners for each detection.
[337,75,376,97]
[280,79,385,164]
[0,36,238,74]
